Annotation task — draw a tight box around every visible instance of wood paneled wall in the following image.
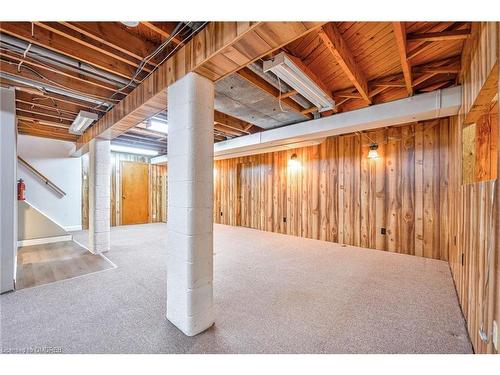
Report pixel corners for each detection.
[449,22,499,354]
[214,118,454,261]
[82,152,167,229]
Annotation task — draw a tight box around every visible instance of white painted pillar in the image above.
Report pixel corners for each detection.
[0,87,17,293]
[166,72,215,336]
[88,138,111,254]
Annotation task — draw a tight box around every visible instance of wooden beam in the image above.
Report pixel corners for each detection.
[33,22,152,73]
[14,90,100,115]
[16,101,76,121]
[318,23,370,104]
[60,22,158,61]
[214,110,262,134]
[0,59,121,102]
[280,89,297,99]
[407,22,469,60]
[407,29,471,43]
[236,67,313,119]
[0,50,129,95]
[0,22,139,80]
[17,110,72,126]
[369,74,406,88]
[141,22,183,45]
[333,89,362,99]
[412,72,438,87]
[214,123,246,137]
[18,120,78,142]
[392,22,413,96]
[75,22,325,151]
[463,62,499,125]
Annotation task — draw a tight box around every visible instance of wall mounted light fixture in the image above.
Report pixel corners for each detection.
[288,153,301,171]
[367,143,379,159]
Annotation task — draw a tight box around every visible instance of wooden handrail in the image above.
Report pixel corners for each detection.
[17,156,66,197]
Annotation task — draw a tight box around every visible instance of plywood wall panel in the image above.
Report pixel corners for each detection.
[213,118,454,262]
[449,21,499,354]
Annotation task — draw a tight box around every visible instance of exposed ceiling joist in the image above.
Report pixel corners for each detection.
[0,22,140,80]
[75,21,325,152]
[59,22,158,62]
[407,29,471,43]
[141,22,183,45]
[318,23,370,104]
[17,111,72,126]
[11,85,105,114]
[17,120,78,142]
[16,101,75,120]
[33,22,153,73]
[214,110,262,134]
[0,50,129,96]
[0,59,121,103]
[406,22,469,60]
[392,22,413,96]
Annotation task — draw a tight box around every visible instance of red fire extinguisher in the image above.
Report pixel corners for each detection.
[17,179,26,201]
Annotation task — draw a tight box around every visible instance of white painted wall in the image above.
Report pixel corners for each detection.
[0,87,17,293]
[17,135,82,231]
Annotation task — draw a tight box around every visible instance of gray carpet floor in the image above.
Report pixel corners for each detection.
[0,223,472,353]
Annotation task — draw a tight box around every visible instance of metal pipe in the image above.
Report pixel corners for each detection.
[0,71,113,107]
[0,33,132,87]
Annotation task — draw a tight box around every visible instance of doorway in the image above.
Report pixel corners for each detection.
[121,161,150,225]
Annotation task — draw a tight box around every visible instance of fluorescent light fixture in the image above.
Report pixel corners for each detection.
[69,110,98,135]
[263,52,335,113]
[146,119,168,134]
[110,144,159,156]
[121,21,140,27]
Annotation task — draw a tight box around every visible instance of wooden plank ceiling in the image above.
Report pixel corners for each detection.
[0,21,472,152]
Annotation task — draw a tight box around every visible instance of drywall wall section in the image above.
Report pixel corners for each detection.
[17,135,82,231]
[18,200,67,240]
[0,87,17,293]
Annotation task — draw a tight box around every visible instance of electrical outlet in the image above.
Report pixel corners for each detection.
[380,227,386,235]
[283,217,287,223]
[493,320,498,351]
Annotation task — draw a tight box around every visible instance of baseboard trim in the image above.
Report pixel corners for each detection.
[17,235,73,247]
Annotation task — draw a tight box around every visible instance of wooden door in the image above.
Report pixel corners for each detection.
[121,161,150,225]
[238,162,253,228]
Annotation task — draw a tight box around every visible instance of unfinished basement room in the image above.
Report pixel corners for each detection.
[0,3,499,370]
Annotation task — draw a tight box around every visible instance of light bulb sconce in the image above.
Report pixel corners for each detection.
[367,143,379,159]
[288,153,301,170]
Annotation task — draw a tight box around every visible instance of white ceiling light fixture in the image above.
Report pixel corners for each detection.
[121,21,140,27]
[110,144,159,156]
[146,118,168,134]
[263,52,335,113]
[69,110,98,135]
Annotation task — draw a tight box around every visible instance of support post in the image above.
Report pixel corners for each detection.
[88,138,111,254]
[166,72,215,336]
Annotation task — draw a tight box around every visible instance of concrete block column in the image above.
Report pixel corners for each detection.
[166,72,215,336]
[88,138,111,254]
